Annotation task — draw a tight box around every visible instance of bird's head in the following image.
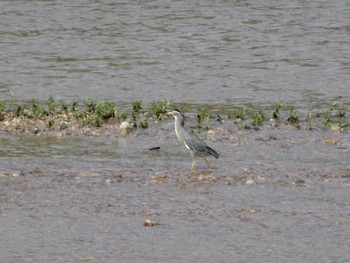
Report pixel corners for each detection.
[159,108,185,119]
[166,108,185,119]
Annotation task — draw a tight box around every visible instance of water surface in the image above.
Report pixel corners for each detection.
[0,1,349,106]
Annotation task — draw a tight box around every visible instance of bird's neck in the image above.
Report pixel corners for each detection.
[174,117,185,142]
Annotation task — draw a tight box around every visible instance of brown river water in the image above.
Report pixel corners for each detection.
[0,1,350,262]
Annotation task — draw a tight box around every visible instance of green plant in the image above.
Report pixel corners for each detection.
[71,100,81,119]
[0,101,5,112]
[148,99,171,120]
[287,107,299,124]
[93,115,104,127]
[85,99,96,113]
[15,104,28,117]
[228,107,247,120]
[322,117,331,128]
[251,109,265,126]
[120,111,128,121]
[132,100,142,123]
[139,119,149,128]
[32,100,48,117]
[60,101,69,113]
[272,102,284,119]
[197,107,211,130]
[306,111,315,130]
[331,102,346,117]
[47,96,55,114]
[81,112,90,126]
[338,120,349,129]
[80,100,116,127]
[95,101,116,120]
[80,111,102,127]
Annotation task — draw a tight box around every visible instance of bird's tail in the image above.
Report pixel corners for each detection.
[207,146,219,159]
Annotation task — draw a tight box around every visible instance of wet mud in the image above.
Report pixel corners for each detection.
[0,119,349,262]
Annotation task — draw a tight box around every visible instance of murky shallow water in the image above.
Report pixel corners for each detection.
[1,1,350,106]
[1,118,350,262]
[1,177,349,262]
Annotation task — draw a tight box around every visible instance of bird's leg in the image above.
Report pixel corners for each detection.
[204,158,211,171]
[191,160,196,172]
[190,152,196,172]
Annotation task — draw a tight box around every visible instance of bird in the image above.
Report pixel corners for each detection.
[163,108,219,172]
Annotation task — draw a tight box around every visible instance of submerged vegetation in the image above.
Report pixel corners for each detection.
[0,96,348,136]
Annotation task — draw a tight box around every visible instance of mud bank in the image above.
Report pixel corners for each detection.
[0,115,349,262]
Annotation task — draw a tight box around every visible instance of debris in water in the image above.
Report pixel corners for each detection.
[323,139,337,145]
[149,146,160,151]
[245,179,255,185]
[331,125,342,132]
[144,219,154,227]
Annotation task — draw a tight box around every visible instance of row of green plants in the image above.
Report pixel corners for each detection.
[0,97,348,131]
[227,101,349,130]
[0,97,171,129]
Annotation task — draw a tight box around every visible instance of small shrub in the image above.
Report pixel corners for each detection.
[47,96,56,114]
[287,107,299,124]
[228,107,247,120]
[251,109,265,126]
[197,107,211,130]
[95,101,116,120]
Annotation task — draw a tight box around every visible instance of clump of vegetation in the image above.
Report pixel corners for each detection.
[60,101,69,114]
[272,101,284,119]
[148,99,171,120]
[330,102,349,128]
[251,109,265,126]
[85,99,96,114]
[71,100,82,119]
[306,111,315,130]
[81,100,117,127]
[15,104,30,118]
[139,119,149,128]
[132,100,150,129]
[228,107,248,120]
[331,102,346,117]
[95,101,117,120]
[322,116,331,129]
[32,100,48,117]
[0,101,5,113]
[47,96,56,115]
[314,102,349,130]
[0,96,349,135]
[132,100,142,125]
[120,111,128,121]
[338,120,349,129]
[197,107,211,130]
[0,102,5,121]
[287,107,299,124]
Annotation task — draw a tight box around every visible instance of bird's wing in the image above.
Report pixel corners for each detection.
[184,136,208,154]
[184,136,217,158]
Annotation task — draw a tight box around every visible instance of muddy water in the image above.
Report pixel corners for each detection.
[1,117,350,262]
[1,1,350,106]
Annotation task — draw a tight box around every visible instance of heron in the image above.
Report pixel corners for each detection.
[164,108,219,171]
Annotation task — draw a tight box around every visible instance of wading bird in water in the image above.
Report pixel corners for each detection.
[163,108,219,172]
